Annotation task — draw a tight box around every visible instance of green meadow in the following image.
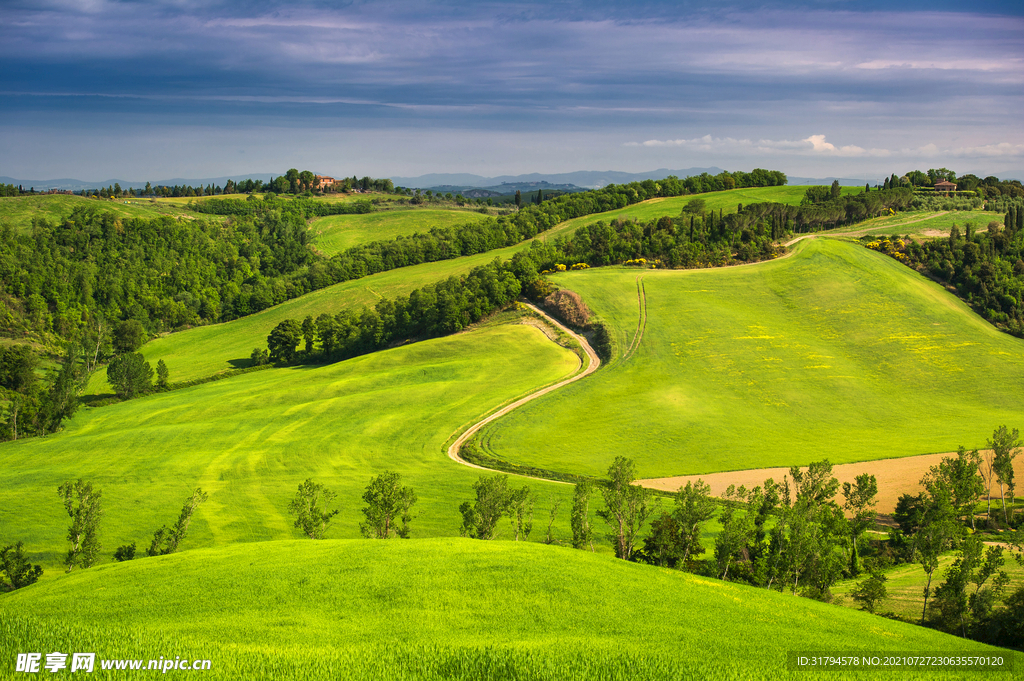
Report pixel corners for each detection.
[478,238,1024,478]
[86,241,534,391]
[832,553,1024,622]
[2,539,1011,680]
[310,208,491,256]
[542,184,862,240]
[829,209,1006,239]
[0,195,218,232]
[3,324,581,572]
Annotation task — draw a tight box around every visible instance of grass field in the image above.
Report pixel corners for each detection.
[3,324,581,572]
[477,238,1024,479]
[540,185,863,241]
[2,539,1011,680]
[829,210,1006,239]
[310,208,491,256]
[0,195,222,232]
[832,551,1024,622]
[84,241,535,392]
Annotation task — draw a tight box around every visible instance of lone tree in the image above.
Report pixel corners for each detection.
[58,479,102,572]
[148,488,209,556]
[0,542,43,591]
[360,471,417,539]
[289,479,339,539]
[106,352,154,399]
[989,426,1020,525]
[597,457,653,560]
[459,474,511,540]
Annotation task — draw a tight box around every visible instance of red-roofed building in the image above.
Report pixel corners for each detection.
[315,175,336,189]
[934,180,957,193]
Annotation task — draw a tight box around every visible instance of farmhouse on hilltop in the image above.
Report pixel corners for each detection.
[934,180,957,193]
[315,175,336,189]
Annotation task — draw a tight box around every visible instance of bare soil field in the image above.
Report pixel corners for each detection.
[638,451,1024,516]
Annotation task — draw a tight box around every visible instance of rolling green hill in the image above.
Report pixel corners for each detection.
[310,208,491,256]
[2,539,1011,680]
[0,194,224,232]
[542,184,862,240]
[86,241,534,391]
[3,323,580,570]
[477,238,1024,477]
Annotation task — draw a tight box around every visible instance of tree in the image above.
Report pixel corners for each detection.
[507,485,533,541]
[673,479,716,567]
[514,190,522,209]
[113,543,136,562]
[988,425,1020,525]
[459,474,510,540]
[360,471,416,539]
[38,343,84,434]
[106,352,154,399]
[851,565,888,614]
[289,479,339,539]
[923,447,984,530]
[250,347,270,367]
[597,457,654,560]
[301,315,316,354]
[570,480,594,550]
[842,473,878,575]
[543,496,561,545]
[267,319,303,364]
[931,536,1008,637]
[715,485,753,580]
[147,488,208,556]
[155,359,169,391]
[830,179,841,200]
[112,319,146,354]
[0,542,43,591]
[58,479,102,572]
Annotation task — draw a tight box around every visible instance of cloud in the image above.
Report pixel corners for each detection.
[628,135,890,157]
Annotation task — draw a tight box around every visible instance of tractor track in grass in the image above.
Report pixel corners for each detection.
[622,275,648,360]
[446,303,600,481]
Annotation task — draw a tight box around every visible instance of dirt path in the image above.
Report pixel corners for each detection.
[446,304,601,480]
[638,451,1024,515]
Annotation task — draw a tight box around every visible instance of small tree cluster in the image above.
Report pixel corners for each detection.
[459,474,532,541]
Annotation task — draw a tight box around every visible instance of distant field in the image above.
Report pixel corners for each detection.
[829,210,1006,239]
[310,208,490,256]
[479,238,1024,478]
[2,324,579,572]
[832,552,1024,621]
[2,539,1006,680]
[541,185,862,240]
[84,241,533,392]
[0,195,220,232]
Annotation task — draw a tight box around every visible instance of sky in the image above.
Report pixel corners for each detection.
[2,0,1022,182]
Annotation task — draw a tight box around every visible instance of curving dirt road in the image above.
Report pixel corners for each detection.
[446,304,601,479]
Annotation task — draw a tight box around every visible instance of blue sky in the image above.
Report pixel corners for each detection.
[2,0,1022,181]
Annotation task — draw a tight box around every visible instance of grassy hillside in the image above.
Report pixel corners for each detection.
[541,185,862,240]
[0,195,221,232]
[2,323,580,571]
[829,209,1006,239]
[85,241,533,391]
[2,539,1011,680]
[310,208,491,256]
[478,238,1024,478]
